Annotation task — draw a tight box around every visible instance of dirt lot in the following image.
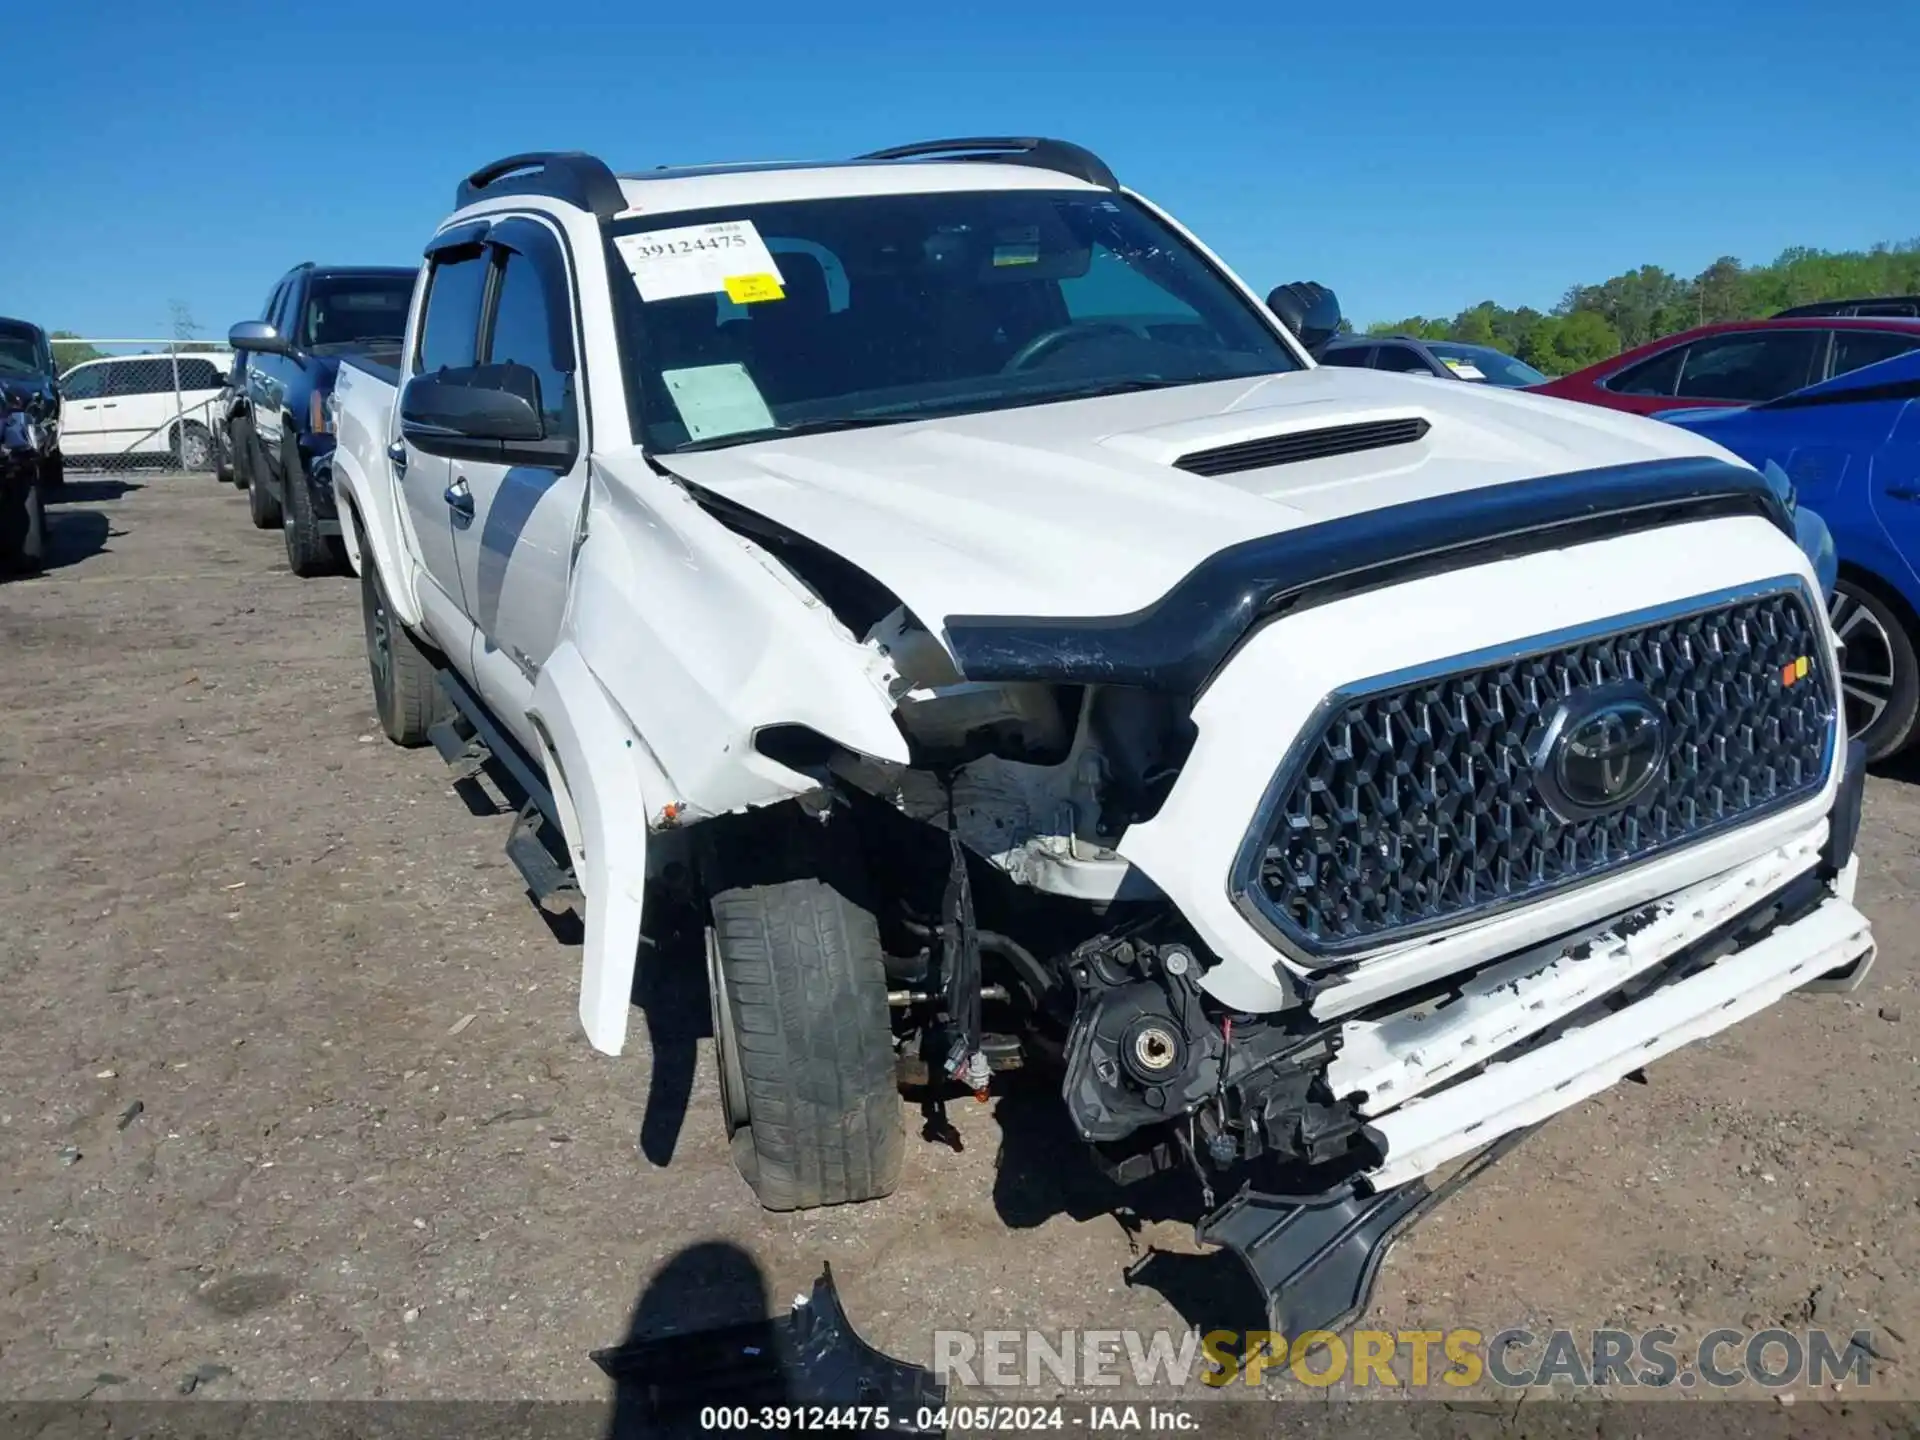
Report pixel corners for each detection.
[2,477,1917,1408]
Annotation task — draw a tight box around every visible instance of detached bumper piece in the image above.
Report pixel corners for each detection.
[590,1265,945,1436]
[1195,1127,1533,1337]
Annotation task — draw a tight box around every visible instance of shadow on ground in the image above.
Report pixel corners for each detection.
[988,1072,1269,1337]
[38,508,115,571]
[602,1240,785,1439]
[51,477,145,504]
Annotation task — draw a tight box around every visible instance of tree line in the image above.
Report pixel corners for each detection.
[1362,239,1920,375]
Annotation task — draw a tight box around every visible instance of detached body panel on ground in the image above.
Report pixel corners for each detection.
[331,141,1871,1333]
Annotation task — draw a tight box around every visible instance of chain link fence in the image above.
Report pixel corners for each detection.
[49,339,236,476]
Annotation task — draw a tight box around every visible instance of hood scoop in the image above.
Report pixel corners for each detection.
[1173,416,1431,478]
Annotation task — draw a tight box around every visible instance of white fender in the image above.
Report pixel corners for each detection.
[330,368,423,628]
[528,640,656,1055]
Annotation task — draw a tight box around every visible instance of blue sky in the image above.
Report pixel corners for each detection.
[7,0,1916,341]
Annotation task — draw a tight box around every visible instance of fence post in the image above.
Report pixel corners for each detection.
[169,341,186,470]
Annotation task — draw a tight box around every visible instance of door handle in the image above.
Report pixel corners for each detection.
[101,402,117,409]
[444,477,474,519]
[1887,486,1920,502]
[386,440,408,475]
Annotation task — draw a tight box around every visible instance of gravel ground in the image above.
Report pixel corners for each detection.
[1,477,1916,1409]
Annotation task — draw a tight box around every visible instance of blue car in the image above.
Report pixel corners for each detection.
[1662,349,1920,760]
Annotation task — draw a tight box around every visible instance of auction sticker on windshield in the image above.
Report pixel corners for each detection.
[662,362,775,441]
[614,221,785,303]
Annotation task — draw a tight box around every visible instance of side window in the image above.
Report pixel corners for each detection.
[483,246,577,441]
[1830,330,1920,379]
[1373,344,1433,374]
[1318,346,1374,369]
[1605,345,1687,396]
[105,359,174,397]
[62,365,104,400]
[178,358,223,391]
[1676,332,1821,402]
[261,281,284,323]
[271,281,302,340]
[415,252,488,375]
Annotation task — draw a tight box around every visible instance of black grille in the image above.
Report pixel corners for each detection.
[1237,588,1836,957]
[1174,418,1429,477]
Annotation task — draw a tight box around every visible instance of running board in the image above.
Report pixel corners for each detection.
[430,671,579,914]
[433,670,559,821]
[506,802,581,915]
[1195,1126,1534,1337]
[427,712,483,778]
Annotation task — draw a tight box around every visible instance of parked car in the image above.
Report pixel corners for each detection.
[330,141,1867,1336]
[57,353,225,470]
[1,397,47,573]
[1320,335,1548,387]
[211,366,244,484]
[1659,348,1920,760]
[1532,316,1920,416]
[1775,296,1920,320]
[227,263,417,576]
[0,314,65,489]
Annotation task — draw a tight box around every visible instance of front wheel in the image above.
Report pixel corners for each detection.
[1831,578,1920,761]
[708,875,904,1211]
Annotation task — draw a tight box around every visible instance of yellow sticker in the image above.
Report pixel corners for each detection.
[724,273,784,304]
[1796,656,1810,679]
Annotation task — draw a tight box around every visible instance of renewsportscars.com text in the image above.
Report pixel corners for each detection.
[932,1326,1876,1390]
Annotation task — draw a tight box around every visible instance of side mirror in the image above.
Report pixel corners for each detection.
[401,365,573,469]
[1266,281,1343,358]
[229,320,291,357]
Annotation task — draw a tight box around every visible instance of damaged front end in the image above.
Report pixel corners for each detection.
[1048,750,1872,1335]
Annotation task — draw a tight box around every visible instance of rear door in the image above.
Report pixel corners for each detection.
[100,357,177,455]
[449,218,589,694]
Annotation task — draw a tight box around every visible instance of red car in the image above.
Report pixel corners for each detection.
[1530,316,1920,415]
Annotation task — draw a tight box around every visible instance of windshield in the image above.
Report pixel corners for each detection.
[608,189,1301,452]
[1426,343,1547,388]
[0,323,43,377]
[299,274,415,350]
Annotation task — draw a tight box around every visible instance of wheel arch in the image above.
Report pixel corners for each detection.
[1836,558,1920,644]
[331,435,422,627]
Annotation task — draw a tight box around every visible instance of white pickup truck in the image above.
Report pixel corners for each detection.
[332,139,1874,1334]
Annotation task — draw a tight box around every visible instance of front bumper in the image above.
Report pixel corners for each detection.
[1338,817,1871,1190]
[298,439,343,534]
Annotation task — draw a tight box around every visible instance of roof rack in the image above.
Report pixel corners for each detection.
[859,137,1117,190]
[457,152,626,220]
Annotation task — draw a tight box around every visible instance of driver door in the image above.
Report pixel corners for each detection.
[397,244,490,661]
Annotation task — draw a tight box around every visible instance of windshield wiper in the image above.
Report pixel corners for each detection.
[667,414,920,453]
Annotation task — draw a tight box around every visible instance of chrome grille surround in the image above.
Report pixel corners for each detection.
[1230,578,1839,963]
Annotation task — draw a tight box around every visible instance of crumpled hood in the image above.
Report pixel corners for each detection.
[645,367,1742,634]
